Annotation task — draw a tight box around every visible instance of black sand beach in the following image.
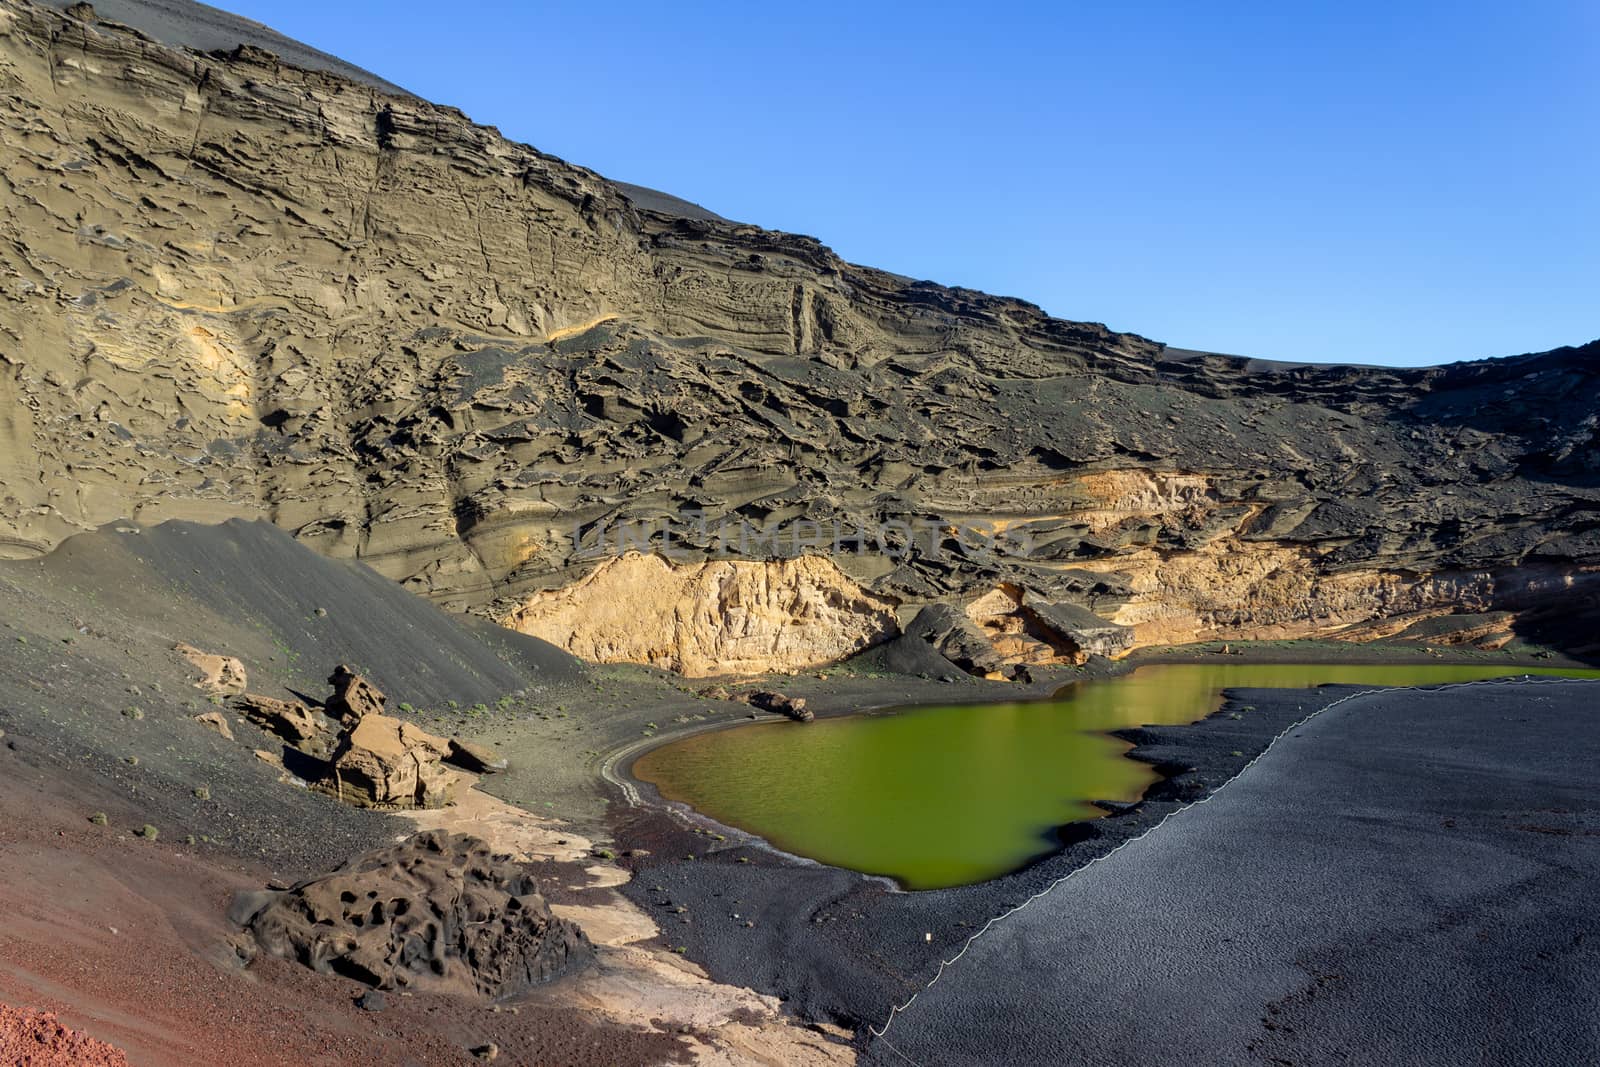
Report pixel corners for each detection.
[860,679,1600,1065]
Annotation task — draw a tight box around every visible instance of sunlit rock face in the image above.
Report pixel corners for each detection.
[501,553,899,677]
[2,1,1597,671]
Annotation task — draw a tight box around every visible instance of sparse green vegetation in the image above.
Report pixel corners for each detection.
[88,812,108,825]
[122,706,144,720]
[137,824,159,840]
[193,786,210,800]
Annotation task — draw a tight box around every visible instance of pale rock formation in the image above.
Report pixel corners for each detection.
[193,711,233,741]
[234,693,323,745]
[501,553,898,677]
[323,713,453,808]
[325,665,386,724]
[173,643,247,696]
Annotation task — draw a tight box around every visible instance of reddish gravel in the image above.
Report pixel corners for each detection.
[0,1003,132,1066]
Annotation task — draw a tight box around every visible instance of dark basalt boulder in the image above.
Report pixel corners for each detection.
[903,604,1008,677]
[747,690,814,722]
[1021,600,1135,659]
[237,831,592,999]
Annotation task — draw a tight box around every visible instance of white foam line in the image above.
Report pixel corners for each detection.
[867,674,1598,1053]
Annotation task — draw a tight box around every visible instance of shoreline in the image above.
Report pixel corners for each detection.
[603,639,1593,879]
[590,644,1597,1045]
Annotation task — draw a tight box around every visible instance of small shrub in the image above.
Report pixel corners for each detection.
[398,702,414,713]
[122,706,144,720]
[137,824,159,841]
[193,786,210,800]
[123,755,139,766]
[88,812,108,826]
[593,848,615,860]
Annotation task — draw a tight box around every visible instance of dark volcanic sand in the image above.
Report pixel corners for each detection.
[613,676,1600,1066]
[613,679,1367,1030]
[861,679,1600,1065]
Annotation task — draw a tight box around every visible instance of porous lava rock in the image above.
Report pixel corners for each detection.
[239,831,592,998]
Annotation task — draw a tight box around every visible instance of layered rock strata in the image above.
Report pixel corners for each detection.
[1,0,1596,671]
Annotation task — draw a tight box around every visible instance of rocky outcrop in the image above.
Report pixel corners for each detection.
[1024,601,1136,659]
[902,604,1015,679]
[237,831,592,999]
[325,665,386,724]
[173,644,247,697]
[501,553,899,677]
[234,693,323,746]
[322,713,453,808]
[0,1,1597,668]
[747,691,813,723]
[959,584,1134,668]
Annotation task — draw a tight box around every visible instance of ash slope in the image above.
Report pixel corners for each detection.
[1,0,1597,658]
[0,517,581,872]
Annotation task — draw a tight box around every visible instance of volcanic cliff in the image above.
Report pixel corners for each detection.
[2,0,1597,674]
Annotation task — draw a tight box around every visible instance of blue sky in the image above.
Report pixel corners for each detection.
[226,1,1596,365]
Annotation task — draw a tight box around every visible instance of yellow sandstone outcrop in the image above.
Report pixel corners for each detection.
[501,553,898,677]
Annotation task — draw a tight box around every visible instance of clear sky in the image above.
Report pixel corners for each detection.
[221,1,1596,366]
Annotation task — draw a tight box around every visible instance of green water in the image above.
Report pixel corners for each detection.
[633,663,1600,889]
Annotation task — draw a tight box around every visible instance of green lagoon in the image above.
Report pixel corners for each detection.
[633,663,1600,889]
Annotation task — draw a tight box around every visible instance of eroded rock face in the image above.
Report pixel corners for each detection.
[1,2,1597,665]
[322,713,453,808]
[903,604,1012,678]
[501,553,899,676]
[240,831,592,999]
[174,643,247,697]
[234,693,323,745]
[325,665,387,724]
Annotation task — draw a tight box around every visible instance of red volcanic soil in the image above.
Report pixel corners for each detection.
[0,1002,131,1066]
[0,748,687,1066]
